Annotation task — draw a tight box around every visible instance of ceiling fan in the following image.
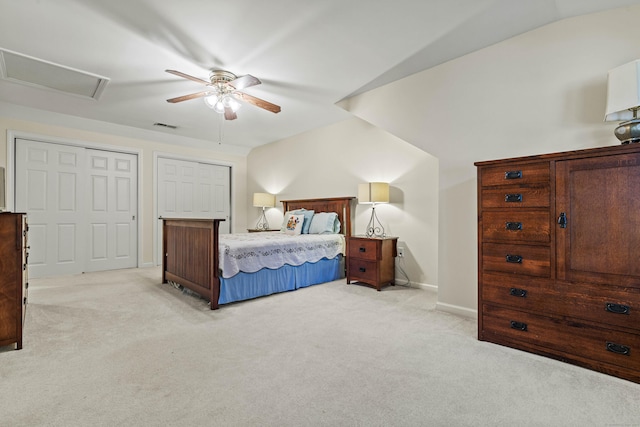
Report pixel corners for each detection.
[165,69,281,120]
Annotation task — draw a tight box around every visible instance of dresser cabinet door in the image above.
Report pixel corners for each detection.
[556,153,640,287]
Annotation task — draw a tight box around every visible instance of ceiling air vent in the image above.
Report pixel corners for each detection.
[153,122,178,129]
[0,48,109,100]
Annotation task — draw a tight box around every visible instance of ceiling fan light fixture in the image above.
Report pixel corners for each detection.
[203,94,219,109]
[213,100,225,114]
[223,95,242,112]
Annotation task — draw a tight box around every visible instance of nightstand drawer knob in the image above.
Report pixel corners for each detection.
[510,321,527,331]
[509,288,527,298]
[606,342,630,356]
[359,267,366,273]
[505,193,523,203]
[359,247,366,253]
[605,302,630,315]
[505,222,522,231]
[505,254,523,264]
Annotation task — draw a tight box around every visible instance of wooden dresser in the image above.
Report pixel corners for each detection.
[0,212,28,350]
[347,236,398,291]
[476,144,640,383]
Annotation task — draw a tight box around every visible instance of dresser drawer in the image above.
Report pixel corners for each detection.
[481,185,550,209]
[482,243,550,277]
[482,273,640,332]
[348,239,379,261]
[481,162,549,187]
[482,211,550,243]
[482,304,640,373]
[349,259,379,282]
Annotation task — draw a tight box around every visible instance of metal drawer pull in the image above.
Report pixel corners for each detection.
[605,303,630,315]
[510,288,527,298]
[510,321,527,331]
[506,254,523,264]
[558,212,567,228]
[505,170,522,180]
[505,194,523,203]
[505,222,522,231]
[606,342,630,356]
[359,267,366,273]
[359,247,366,253]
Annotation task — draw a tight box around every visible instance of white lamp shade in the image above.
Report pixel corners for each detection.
[253,192,275,208]
[358,182,389,204]
[605,59,640,122]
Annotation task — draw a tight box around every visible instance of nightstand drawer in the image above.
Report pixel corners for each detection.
[349,259,379,282]
[348,239,379,261]
[346,236,397,291]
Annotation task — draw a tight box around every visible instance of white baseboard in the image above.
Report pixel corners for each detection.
[140,262,155,269]
[394,278,437,291]
[435,301,478,319]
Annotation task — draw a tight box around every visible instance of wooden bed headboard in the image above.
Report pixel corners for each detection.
[281,197,355,237]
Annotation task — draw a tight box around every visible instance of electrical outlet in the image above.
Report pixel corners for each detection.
[397,246,404,258]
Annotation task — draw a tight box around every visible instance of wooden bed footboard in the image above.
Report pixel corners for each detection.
[162,218,224,309]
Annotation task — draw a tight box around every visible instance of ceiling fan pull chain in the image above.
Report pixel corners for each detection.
[217,113,224,144]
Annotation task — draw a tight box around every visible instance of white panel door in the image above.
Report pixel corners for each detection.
[85,149,137,272]
[157,157,230,264]
[15,139,86,278]
[15,139,138,278]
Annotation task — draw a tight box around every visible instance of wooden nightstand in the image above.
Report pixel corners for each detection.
[347,235,398,291]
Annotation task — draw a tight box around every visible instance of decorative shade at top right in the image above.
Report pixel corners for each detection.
[605,59,640,122]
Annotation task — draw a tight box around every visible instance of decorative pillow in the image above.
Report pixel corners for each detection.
[292,209,315,234]
[308,212,339,234]
[280,211,294,231]
[283,214,304,235]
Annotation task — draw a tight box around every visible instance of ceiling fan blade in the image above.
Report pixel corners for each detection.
[236,92,281,114]
[166,91,210,103]
[224,107,237,121]
[166,69,211,86]
[228,74,261,91]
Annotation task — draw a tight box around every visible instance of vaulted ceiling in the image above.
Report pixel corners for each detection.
[1,0,639,152]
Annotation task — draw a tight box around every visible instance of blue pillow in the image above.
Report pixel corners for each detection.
[291,209,315,234]
[308,212,339,234]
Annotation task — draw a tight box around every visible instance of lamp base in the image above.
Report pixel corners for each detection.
[255,208,270,230]
[365,206,386,238]
[614,118,640,144]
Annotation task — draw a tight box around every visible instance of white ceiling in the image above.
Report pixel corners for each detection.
[1,0,639,152]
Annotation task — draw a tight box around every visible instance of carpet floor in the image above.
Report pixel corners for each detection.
[1,267,639,426]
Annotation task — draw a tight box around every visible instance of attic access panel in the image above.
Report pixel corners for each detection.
[0,48,109,100]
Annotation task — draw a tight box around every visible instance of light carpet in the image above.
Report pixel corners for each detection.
[1,267,639,426]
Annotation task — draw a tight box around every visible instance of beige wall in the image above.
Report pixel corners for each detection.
[0,116,248,267]
[340,5,640,315]
[247,117,439,287]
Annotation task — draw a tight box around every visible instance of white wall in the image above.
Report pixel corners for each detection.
[0,114,249,267]
[340,5,640,315]
[247,117,439,288]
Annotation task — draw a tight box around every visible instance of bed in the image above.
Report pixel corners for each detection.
[162,197,354,309]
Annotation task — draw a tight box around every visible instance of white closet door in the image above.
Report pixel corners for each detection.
[157,157,230,264]
[198,163,231,233]
[15,139,86,278]
[85,149,138,272]
[15,139,138,278]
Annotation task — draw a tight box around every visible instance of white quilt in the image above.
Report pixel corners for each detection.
[219,232,346,278]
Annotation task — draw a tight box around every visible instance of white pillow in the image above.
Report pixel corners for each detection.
[283,214,304,235]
